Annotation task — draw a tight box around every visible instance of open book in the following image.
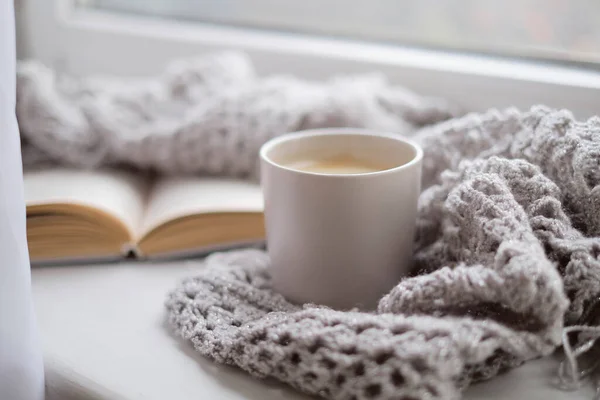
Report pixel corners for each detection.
[24,168,265,264]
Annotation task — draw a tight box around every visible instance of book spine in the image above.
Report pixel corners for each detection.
[121,242,145,260]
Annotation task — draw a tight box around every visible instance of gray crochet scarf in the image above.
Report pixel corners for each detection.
[16,52,600,400]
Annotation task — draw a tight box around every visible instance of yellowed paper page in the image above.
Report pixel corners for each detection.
[24,168,149,239]
[140,177,263,237]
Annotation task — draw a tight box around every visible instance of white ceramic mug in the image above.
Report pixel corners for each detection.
[260,128,423,310]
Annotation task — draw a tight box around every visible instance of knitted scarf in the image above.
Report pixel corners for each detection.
[16,52,600,400]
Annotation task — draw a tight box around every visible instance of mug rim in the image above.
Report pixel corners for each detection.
[259,128,423,178]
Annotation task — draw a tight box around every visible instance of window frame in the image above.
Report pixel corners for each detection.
[16,0,600,119]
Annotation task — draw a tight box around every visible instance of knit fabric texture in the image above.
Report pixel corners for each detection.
[163,107,600,400]
[16,53,600,400]
[16,52,454,178]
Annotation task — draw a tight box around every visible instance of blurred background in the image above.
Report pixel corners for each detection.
[85,0,600,66]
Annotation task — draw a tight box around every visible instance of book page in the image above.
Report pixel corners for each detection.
[24,168,149,238]
[140,177,263,237]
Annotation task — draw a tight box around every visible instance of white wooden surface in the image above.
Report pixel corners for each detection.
[32,261,593,400]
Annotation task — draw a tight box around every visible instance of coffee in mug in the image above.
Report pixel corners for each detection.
[282,154,392,175]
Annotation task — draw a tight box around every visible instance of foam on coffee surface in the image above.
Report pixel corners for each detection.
[285,154,389,174]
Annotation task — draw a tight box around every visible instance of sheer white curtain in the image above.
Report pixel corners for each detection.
[0,0,45,399]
